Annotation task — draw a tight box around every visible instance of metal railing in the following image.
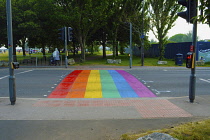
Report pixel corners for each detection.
[0,55,65,67]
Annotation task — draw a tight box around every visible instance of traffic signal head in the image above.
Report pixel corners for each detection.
[177,0,197,23]
[68,27,73,42]
[186,52,194,68]
[11,62,19,69]
[177,0,189,21]
[58,27,65,40]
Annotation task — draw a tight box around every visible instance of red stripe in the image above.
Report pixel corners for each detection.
[48,70,82,98]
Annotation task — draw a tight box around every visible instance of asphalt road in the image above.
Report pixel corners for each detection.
[0,118,195,140]
[0,67,210,98]
[127,67,210,97]
[0,68,71,98]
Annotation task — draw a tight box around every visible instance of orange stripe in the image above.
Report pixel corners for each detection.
[65,70,91,98]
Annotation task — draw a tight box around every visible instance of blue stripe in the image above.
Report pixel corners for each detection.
[108,70,139,98]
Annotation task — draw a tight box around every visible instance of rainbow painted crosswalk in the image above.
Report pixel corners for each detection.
[48,70,156,98]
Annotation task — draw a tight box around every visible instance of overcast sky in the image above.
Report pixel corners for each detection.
[149,17,210,41]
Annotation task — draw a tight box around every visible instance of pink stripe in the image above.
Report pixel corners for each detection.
[116,70,156,97]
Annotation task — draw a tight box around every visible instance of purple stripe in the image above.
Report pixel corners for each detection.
[116,70,156,97]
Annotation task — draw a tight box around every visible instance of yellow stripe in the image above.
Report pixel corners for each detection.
[84,70,102,98]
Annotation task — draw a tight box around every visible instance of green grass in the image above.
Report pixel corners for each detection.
[70,52,176,66]
[120,119,210,140]
[76,53,210,67]
[76,54,210,67]
[0,52,48,61]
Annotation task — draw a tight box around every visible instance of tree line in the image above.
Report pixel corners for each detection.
[0,0,209,61]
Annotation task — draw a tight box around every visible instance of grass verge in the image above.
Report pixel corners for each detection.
[120,119,210,140]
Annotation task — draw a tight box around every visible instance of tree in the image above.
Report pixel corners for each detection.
[2,0,37,59]
[148,0,183,60]
[169,31,200,43]
[198,0,210,25]
[12,0,39,56]
[127,0,151,56]
[104,0,148,58]
[28,0,62,56]
[184,31,199,42]
[56,0,110,61]
[1,0,61,57]
[150,39,158,44]
[0,0,7,46]
[103,0,126,58]
[169,34,188,42]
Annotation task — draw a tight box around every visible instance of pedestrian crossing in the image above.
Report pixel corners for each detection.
[48,70,156,98]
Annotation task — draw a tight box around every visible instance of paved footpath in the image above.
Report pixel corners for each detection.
[0,66,210,140]
[1,96,210,140]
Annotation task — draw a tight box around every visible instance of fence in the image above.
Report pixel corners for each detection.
[143,42,210,62]
[0,55,65,67]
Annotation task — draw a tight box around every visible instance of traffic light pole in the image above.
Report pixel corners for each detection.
[59,27,72,68]
[129,22,132,69]
[64,27,68,68]
[6,0,16,105]
[141,0,145,66]
[189,19,197,103]
[177,0,197,103]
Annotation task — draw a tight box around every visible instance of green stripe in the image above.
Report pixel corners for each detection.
[100,70,121,98]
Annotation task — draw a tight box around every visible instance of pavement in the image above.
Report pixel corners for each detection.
[0,66,210,140]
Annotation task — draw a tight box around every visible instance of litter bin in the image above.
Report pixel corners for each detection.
[175,53,183,66]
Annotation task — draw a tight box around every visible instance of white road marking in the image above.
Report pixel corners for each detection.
[0,70,33,80]
[16,70,33,75]
[199,78,210,83]
[142,80,154,84]
[152,89,171,95]
[0,75,9,80]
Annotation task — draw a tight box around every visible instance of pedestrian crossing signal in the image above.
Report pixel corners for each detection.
[186,52,194,68]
